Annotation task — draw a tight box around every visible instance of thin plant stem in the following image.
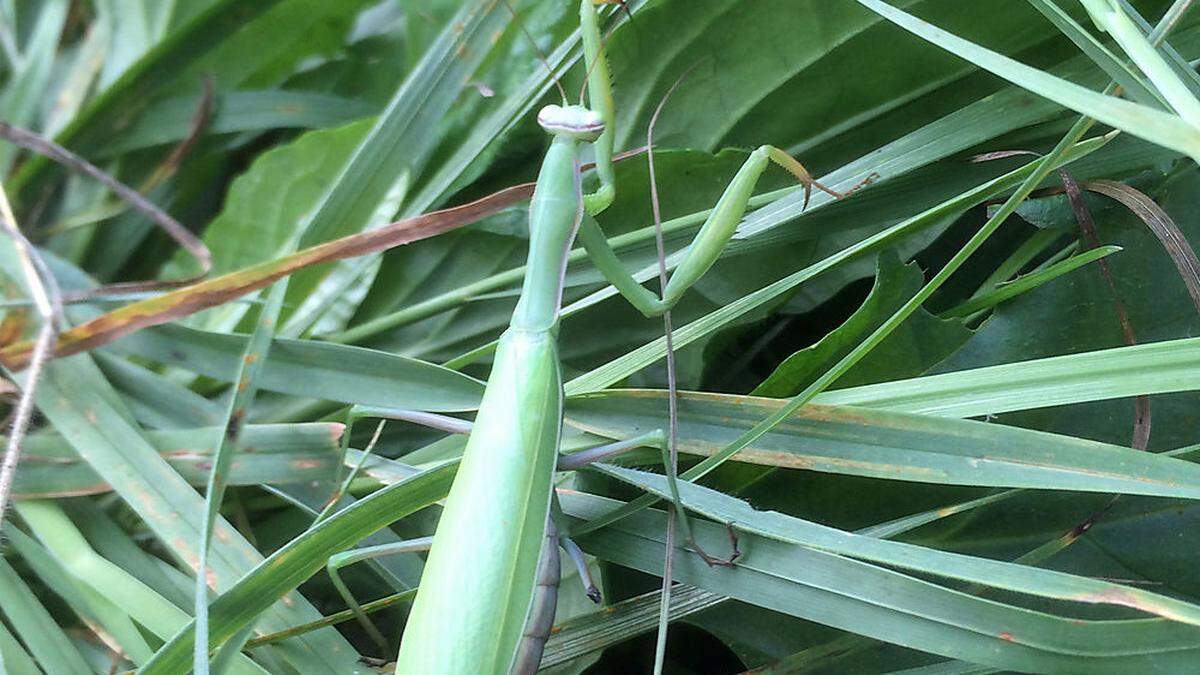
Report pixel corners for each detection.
[0,183,60,529]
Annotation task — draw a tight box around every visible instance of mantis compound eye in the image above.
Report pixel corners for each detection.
[537,104,605,141]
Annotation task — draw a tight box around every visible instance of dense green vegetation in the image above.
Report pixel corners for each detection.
[2,1,1200,672]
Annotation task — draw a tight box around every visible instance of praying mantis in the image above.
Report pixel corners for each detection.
[327,1,863,672]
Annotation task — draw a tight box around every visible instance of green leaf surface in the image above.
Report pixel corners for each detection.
[23,353,358,670]
[754,251,972,396]
[0,557,91,675]
[854,0,1200,161]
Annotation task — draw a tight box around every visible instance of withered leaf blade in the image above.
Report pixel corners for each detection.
[0,182,534,370]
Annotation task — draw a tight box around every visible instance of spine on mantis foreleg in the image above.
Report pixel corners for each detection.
[580,0,616,214]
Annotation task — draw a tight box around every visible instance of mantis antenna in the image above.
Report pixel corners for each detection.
[644,62,703,675]
[501,0,569,104]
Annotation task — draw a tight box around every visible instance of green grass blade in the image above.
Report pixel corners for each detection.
[3,524,154,666]
[941,244,1122,317]
[817,335,1200,416]
[1025,0,1162,107]
[280,0,517,335]
[22,354,358,670]
[564,490,1200,670]
[195,280,286,675]
[1081,0,1200,125]
[565,138,1107,395]
[7,0,287,196]
[14,423,342,498]
[0,557,91,675]
[107,324,484,411]
[0,620,41,675]
[567,390,1200,497]
[597,464,1200,629]
[855,0,1200,161]
[13,502,269,674]
[97,90,376,157]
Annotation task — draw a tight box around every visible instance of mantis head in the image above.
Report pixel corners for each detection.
[537,104,604,141]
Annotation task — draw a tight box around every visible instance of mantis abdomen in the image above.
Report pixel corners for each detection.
[394,132,583,673]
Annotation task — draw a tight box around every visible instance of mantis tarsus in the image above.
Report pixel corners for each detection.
[339,1,865,672]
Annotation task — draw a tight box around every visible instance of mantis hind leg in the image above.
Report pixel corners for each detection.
[562,431,741,567]
[325,537,434,654]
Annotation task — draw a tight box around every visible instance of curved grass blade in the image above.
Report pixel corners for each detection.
[1025,0,1162,107]
[564,490,1200,670]
[596,464,1200,629]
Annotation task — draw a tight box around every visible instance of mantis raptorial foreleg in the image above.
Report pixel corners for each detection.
[580,146,859,316]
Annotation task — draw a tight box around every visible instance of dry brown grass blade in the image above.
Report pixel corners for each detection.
[1083,178,1200,315]
[0,182,535,370]
[1058,170,1149,451]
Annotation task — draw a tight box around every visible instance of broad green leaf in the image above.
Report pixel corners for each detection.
[754,251,971,396]
[167,119,373,331]
[565,137,1105,395]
